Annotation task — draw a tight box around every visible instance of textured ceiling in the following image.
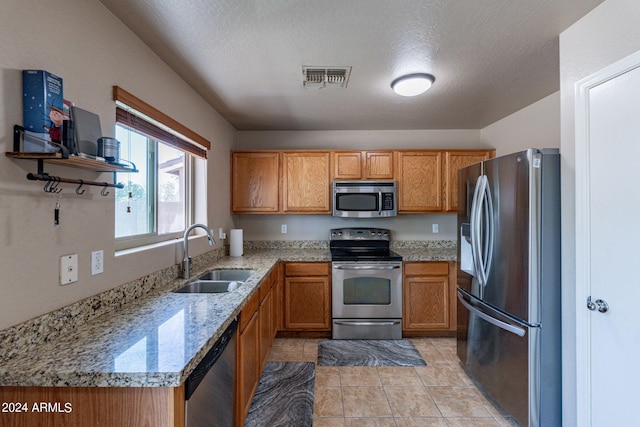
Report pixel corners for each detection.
[99,0,603,131]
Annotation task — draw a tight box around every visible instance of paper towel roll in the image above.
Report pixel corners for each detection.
[230,229,243,257]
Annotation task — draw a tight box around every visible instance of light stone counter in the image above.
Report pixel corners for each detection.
[0,243,454,388]
[0,249,330,388]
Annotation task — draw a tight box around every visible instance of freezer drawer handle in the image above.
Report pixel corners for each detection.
[457,291,526,337]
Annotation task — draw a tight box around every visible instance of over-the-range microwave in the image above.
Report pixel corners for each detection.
[332,181,397,218]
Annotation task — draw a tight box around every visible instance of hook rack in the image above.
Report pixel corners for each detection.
[28,172,124,193]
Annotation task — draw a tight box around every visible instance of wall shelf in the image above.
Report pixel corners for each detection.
[7,125,137,191]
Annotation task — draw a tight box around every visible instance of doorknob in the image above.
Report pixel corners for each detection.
[587,296,609,313]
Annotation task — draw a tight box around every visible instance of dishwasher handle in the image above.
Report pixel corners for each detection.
[185,318,238,400]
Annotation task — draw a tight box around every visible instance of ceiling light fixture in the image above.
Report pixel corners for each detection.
[391,73,435,97]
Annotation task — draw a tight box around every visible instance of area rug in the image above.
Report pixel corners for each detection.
[244,362,315,427]
[317,339,427,367]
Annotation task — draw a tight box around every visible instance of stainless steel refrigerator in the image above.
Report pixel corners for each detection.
[456,148,561,427]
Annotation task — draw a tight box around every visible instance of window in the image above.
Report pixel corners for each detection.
[115,125,191,242]
[112,86,211,249]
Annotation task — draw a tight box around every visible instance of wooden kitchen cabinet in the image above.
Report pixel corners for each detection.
[231,152,280,213]
[333,151,363,180]
[0,386,184,427]
[282,151,331,213]
[282,262,331,331]
[396,151,443,212]
[237,267,280,427]
[364,151,394,179]
[444,150,494,212]
[333,150,394,180]
[403,261,456,335]
[237,291,260,426]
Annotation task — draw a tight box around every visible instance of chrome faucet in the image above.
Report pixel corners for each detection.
[183,224,215,279]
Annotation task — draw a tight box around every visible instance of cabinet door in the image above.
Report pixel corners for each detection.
[396,151,442,212]
[444,150,493,212]
[237,309,259,425]
[259,290,273,370]
[231,152,279,213]
[403,262,453,332]
[333,151,362,180]
[403,276,449,330]
[364,151,394,180]
[282,152,331,213]
[284,276,331,330]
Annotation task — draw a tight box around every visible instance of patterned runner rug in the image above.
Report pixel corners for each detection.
[317,339,426,366]
[244,362,315,427]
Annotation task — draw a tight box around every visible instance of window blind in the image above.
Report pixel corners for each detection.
[113,86,210,159]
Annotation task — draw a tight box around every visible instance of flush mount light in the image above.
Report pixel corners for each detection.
[391,73,435,97]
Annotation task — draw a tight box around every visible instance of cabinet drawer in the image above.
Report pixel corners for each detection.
[404,261,449,276]
[240,291,260,332]
[284,262,330,277]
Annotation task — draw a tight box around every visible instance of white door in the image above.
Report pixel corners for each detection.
[575,51,640,426]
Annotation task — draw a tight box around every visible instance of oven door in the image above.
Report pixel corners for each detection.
[332,262,402,319]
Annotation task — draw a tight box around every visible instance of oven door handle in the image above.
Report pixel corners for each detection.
[334,320,401,326]
[333,265,401,270]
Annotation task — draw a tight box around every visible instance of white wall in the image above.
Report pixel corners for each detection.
[481,92,560,155]
[559,1,640,425]
[0,0,236,330]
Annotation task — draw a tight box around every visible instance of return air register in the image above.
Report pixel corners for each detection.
[302,66,352,89]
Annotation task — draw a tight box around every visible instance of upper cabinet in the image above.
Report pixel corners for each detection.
[333,150,394,180]
[231,152,280,213]
[443,150,494,212]
[282,151,331,213]
[396,151,443,212]
[231,148,494,215]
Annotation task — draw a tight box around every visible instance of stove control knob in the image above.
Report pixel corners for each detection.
[338,231,343,236]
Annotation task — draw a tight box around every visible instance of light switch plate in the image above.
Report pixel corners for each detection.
[60,254,78,285]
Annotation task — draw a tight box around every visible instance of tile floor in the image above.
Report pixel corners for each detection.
[266,337,520,427]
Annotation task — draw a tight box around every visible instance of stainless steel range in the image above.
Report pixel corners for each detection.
[330,228,403,340]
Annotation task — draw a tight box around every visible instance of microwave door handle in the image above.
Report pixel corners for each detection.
[378,191,383,215]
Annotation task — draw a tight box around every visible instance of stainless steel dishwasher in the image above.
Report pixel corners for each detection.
[184,318,237,427]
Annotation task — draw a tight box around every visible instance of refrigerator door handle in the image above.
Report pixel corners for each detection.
[457,290,526,337]
[470,175,484,281]
[481,177,494,284]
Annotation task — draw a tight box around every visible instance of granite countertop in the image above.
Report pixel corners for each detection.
[0,245,453,388]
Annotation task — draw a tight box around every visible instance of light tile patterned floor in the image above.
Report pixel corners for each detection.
[266,337,521,427]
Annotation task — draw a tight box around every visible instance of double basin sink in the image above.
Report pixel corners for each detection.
[173,269,254,294]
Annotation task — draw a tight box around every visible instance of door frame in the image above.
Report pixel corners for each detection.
[574,48,640,427]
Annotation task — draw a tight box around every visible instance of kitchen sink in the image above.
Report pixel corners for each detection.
[173,269,254,293]
[196,269,254,282]
[173,280,243,294]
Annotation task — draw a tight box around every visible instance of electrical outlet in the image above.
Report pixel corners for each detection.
[218,227,226,239]
[281,224,288,234]
[91,250,104,275]
[432,224,439,234]
[60,254,78,285]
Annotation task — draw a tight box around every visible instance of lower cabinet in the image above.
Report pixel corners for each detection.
[402,261,456,335]
[282,262,331,331]
[0,386,184,427]
[236,265,280,426]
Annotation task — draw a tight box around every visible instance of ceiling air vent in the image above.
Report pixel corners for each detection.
[302,66,352,89]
